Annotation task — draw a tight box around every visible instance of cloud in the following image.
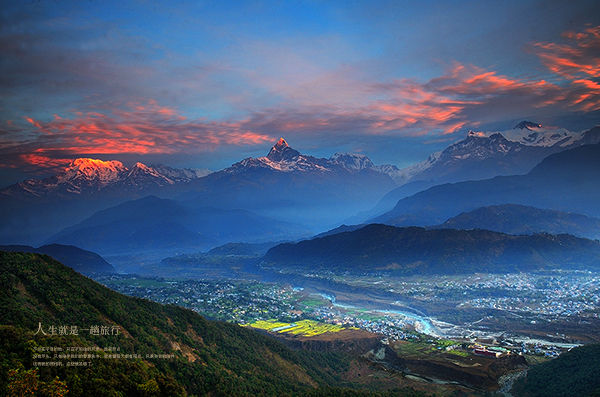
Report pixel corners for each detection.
[3,51,592,176]
[533,25,600,79]
[321,63,562,136]
[2,2,600,178]
[0,101,272,172]
[530,25,600,112]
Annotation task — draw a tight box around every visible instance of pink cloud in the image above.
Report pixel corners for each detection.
[533,25,600,79]
[357,63,562,135]
[19,102,272,162]
[19,153,73,169]
[530,25,600,112]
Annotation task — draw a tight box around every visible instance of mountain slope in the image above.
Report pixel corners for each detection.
[438,204,600,240]
[0,243,115,274]
[0,251,430,397]
[261,224,600,276]
[510,343,600,397]
[46,195,310,256]
[374,142,600,227]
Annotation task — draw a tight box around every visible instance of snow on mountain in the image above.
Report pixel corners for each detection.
[227,138,404,183]
[329,153,375,170]
[465,121,600,149]
[124,162,176,187]
[58,158,127,187]
[228,138,337,173]
[396,132,521,183]
[0,158,211,197]
[329,153,406,183]
[394,122,600,187]
[266,138,300,162]
[475,122,581,148]
[150,164,212,181]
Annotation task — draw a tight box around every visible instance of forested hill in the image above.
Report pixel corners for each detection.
[0,251,431,397]
[510,343,600,397]
[262,224,600,275]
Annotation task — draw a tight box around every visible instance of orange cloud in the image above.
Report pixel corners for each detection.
[24,117,42,130]
[19,153,72,169]
[359,63,560,135]
[20,102,272,159]
[570,79,600,112]
[530,25,600,112]
[533,25,600,79]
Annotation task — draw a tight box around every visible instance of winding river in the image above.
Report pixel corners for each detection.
[317,292,442,336]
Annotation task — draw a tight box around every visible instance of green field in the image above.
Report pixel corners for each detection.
[393,338,471,358]
[296,295,330,308]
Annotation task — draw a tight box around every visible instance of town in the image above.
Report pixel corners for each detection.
[97,270,599,360]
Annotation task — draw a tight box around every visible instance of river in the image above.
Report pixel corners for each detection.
[316,292,443,337]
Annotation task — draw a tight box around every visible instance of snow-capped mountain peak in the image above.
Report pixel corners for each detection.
[514,121,542,130]
[479,122,579,148]
[1,158,210,197]
[69,158,126,173]
[266,138,300,162]
[392,122,600,189]
[127,162,175,185]
[231,139,325,172]
[329,153,375,170]
[60,158,127,186]
[226,139,403,183]
[273,138,289,151]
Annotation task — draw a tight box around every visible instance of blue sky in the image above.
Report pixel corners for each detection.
[1,0,600,187]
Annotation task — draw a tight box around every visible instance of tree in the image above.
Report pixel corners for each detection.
[6,368,68,397]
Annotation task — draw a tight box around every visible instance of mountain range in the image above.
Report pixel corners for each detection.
[354,123,600,223]
[397,122,599,186]
[175,138,397,231]
[0,160,212,246]
[0,158,212,198]
[373,141,600,227]
[0,138,403,246]
[2,122,600,262]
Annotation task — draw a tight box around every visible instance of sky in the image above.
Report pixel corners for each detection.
[1,0,600,188]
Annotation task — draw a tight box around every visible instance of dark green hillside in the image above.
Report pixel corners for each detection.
[0,251,431,397]
[510,343,600,397]
[262,224,600,275]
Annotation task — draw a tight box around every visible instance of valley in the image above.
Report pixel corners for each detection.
[97,269,597,394]
[97,267,600,347]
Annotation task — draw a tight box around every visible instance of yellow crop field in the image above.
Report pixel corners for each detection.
[247,319,346,337]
